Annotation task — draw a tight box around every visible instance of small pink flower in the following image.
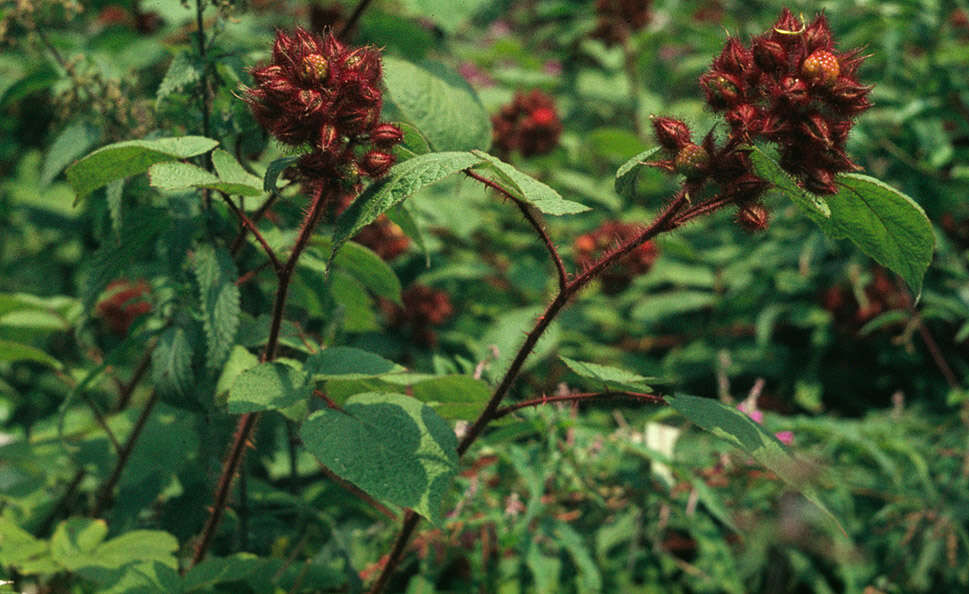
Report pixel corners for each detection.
[774,431,794,446]
[737,402,764,424]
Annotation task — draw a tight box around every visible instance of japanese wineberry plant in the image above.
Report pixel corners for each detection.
[2,2,960,593]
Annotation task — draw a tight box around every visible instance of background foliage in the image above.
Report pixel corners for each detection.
[1,0,968,592]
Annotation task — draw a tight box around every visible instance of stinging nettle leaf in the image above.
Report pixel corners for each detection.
[156,50,202,107]
[383,57,491,152]
[299,392,458,525]
[666,394,846,536]
[210,149,263,195]
[192,245,241,370]
[470,151,590,216]
[328,151,484,267]
[66,136,219,201]
[152,326,195,404]
[615,146,662,199]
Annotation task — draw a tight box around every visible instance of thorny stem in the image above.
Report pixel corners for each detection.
[220,192,282,273]
[339,0,375,40]
[231,191,282,255]
[113,345,154,412]
[464,169,568,291]
[368,188,690,593]
[492,390,665,420]
[192,186,331,568]
[92,390,161,517]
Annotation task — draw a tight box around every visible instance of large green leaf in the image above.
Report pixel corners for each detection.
[41,120,100,186]
[305,239,402,304]
[306,346,404,380]
[299,392,458,525]
[470,151,590,215]
[666,394,845,535]
[227,361,310,414]
[149,160,261,197]
[824,174,934,295]
[559,356,651,391]
[409,375,493,421]
[66,136,219,200]
[615,146,662,199]
[328,151,484,266]
[383,57,491,151]
[192,244,240,369]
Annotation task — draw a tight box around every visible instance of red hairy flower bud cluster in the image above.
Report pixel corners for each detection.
[699,9,872,194]
[352,215,410,261]
[244,28,401,191]
[591,0,652,46]
[384,285,454,347]
[574,221,659,294]
[491,90,563,157]
[96,279,152,336]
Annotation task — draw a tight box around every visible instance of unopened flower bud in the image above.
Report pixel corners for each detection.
[652,116,692,150]
[359,150,394,178]
[673,143,710,179]
[752,38,786,73]
[736,204,770,232]
[371,123,403,146]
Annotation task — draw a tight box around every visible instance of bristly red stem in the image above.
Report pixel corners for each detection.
[368,188,689,593]
[493,390,665,420]
[339,0,375,40]
[192,185,331,568]
[220,192,282,273]
[92,390,160,517]
[231,192,281,256]
[464,169,568,291]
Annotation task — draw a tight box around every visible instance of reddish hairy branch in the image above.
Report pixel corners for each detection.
[92,390,161,517]
[464,169,569,291]
[192,186,331,568]
[493,390,666,420]
[231,192,281,256]
[368,189,689,593]
[220,192,281,273]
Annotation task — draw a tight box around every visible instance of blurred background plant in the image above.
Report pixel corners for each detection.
[0,0,967,592]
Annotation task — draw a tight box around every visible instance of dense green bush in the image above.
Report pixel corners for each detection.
[0,1,966,592]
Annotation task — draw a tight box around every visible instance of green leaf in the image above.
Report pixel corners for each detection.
[306,346,403,380]
[299,392,458,525]
[615,146,662,199]
[182,554,261,592]
[748,145,831,219]
[329,151,484,266]
[50,518,107,571]
[383,57,491,151]
[152,327,195,404]
[305,240,402,304]
[263,155,300,193]
[67,136,219,200]
[470,151,590,215]
[156,50,202,106]
[394,121,433,160]
[227,361,310,414]
[387,203,429,264]
[410,375,492,421]
[0,339,63,369]
[631,290,716,323]
[88,530,179,571]
[192,245,240,369]
[210,149,263,196]
[215,346,260,401]
[41,120,100,186]
[558,356,651,391]
[825,174,934,296]
[666,394,845,535]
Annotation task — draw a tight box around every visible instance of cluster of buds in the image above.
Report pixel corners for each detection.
[491,90,562,158]
[821,266,911,331]
[244,28,402,195]
[650,116,772,231]
[574,221,659,294]
[383,285,454,347]
[698,9,872,194]
[352,215,410,261]
[590,0,652,46]
[96,279,152,336]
